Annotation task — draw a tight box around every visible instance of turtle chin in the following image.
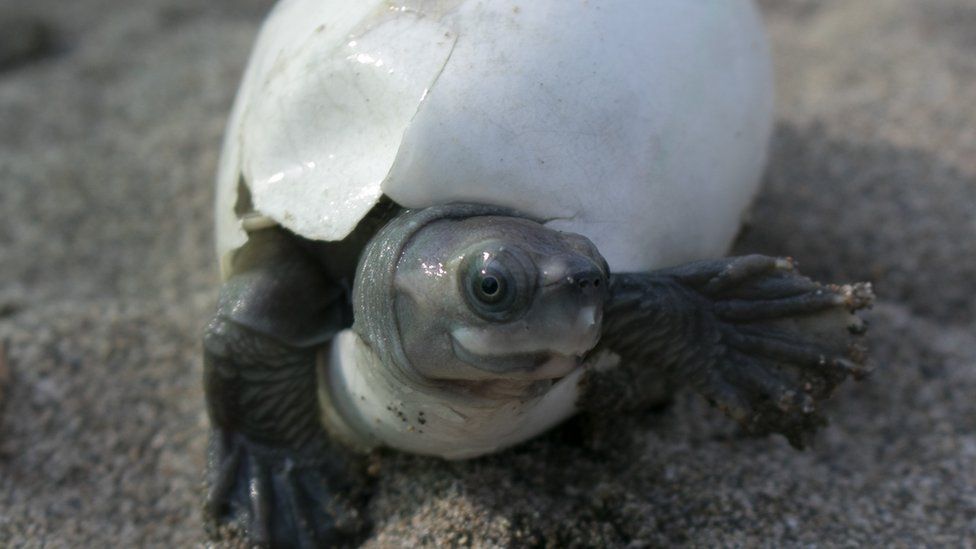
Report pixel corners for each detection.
[448,302,604,381]
[449,335,592,381]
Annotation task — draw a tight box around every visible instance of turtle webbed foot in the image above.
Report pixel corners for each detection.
[205,429,371,548]
[670,255,873,447]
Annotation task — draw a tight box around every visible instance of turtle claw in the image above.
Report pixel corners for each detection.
[205,429,370,548]
[684,256,874,447]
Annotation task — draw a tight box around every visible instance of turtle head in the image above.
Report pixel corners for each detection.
[353,205,608,383]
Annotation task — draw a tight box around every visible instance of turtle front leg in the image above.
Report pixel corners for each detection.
[588,255,873,448]
[203,229,371,547]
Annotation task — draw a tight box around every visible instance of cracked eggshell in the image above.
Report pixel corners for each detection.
[216,0,773,277]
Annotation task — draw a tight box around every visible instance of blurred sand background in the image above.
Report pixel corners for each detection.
[1,0,975,546]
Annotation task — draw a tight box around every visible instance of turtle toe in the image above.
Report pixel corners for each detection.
[205,429,371,548]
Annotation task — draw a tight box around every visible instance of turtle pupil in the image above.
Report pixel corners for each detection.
[481,276,500,296]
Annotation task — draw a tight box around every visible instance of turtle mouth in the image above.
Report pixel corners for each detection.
[449,335,587,380]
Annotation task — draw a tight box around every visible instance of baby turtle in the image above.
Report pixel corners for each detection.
[203,0,873,546]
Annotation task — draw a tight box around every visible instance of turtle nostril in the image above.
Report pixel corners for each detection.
[574,271,606,297]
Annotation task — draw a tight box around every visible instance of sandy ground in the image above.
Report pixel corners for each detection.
[1,0,975,546]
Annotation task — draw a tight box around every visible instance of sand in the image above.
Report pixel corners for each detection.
[1,0,974,546]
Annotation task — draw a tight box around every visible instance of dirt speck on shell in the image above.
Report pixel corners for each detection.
[2,0,975,546]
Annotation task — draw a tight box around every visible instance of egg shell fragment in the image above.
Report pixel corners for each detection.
[216,0,774,276]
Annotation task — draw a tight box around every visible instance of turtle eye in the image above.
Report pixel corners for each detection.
[461,246,535,321]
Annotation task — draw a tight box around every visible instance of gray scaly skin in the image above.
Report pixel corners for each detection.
[203,203,873,547]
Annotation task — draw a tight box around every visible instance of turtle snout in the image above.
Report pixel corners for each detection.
[563,259,609,304]
[563,261,607,350]
[570,267,607,300]
[540,255,608,334]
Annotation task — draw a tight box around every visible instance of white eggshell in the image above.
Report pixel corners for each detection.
[216,0,773,275]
